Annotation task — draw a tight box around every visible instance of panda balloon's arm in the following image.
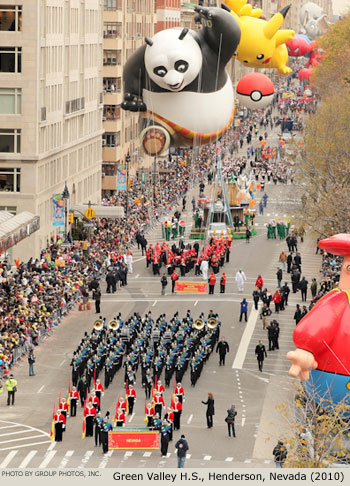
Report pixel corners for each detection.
[121,45,147,112]
[195,5,241,64]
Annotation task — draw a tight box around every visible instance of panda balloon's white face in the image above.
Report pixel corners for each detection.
[145,29,202,92]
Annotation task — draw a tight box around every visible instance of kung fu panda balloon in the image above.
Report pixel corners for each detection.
[236,72,274,110]
[121,5,241,156]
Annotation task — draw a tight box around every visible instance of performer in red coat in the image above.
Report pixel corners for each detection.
[84,404,96,437]
[114,408,126,427]
[54,410,66,442]
[69,387,79,417]
[175,383,185,404]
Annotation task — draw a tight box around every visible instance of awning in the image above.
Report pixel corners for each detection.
[0,211,40,253]
[72,205,124,219]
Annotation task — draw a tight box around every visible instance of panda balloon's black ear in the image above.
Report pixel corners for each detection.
[221,3,231,13]
[145,37,153,46]
[178,28,189,40]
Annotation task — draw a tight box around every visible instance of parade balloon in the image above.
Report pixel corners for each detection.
[121,5,241,156]
[298,67,313,82]
[299,2,329,40]
[236,73,274,110]
[225,0,294,74]
[287,234,350,414]
[286,35,313,57]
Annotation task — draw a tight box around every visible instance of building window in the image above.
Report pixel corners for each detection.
[103,132,120,147]
[0,205,16,214]
[103,77,121,93]
[0,5,22,31]
[0,168,21,192]
[103,50,121,66]
[102,164,116,176]
[103,105,121,120]
[0,47,21,73]
[104,0,122,10]
[0,129,21,153]
[0,88,21,114]
[103,22,122,38]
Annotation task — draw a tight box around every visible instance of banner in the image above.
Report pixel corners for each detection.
[52,194,65,227]
[108,428,159,450]
[175,281,207,294]
[116,164,127,191]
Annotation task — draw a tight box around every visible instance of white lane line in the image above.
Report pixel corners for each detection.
[0,450,18,467]
[19,450,38,468]
[77,450,94,468]
[0,441,51,452]
[38,450,57,468]
[128,413,135,423]
[58,450,74,468]
[232,305,260,369]
[203,455,211,460]
[225,457,234,462]
[187,414,193,424]
[99,450,113,468]
[135,274,140,279]
[152,300,157,307]
[0,434,45,445]
[0,429,36,437]
[244,459,252,463]
[37,385,45,393]
[47,441,56,451]
[264,459,272,464]
[134,256,145,262]
[143,451,152,457]
[0,425,22,430]
[59,359,66,367]
[124,451,133,458]
[241,418,246,427]
[186,454,191,459]
[194,300,198,306]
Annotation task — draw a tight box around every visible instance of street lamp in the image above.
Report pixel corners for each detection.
[62,181,70,244]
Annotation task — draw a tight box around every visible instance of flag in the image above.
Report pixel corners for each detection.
[50,403,55,441]
[94,368,96,390]
[67,380,71,415]
[171,394,175,409]
[144,399,148,424]
[125,380,129,415]
[58,391,61,408]
[82,400,86,439]
[154,375,157,391]
[173,378,176,396]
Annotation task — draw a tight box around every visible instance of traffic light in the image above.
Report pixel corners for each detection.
[68,212,74,224]
[129,178,133,188]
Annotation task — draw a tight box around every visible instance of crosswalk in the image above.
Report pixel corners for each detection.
[0,446,273,468]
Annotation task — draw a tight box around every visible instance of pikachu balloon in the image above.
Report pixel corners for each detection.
[225,1,295,74]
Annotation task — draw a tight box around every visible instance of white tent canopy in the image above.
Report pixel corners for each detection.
[72,205,124,219]
[0,211,40,252]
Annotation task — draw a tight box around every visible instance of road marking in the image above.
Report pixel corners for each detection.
[194,300,198,306]
[241,418,246,427]
[0,429,36,437]
[0,441,51,452]
[143,451,152,457]
[99,450,113,468]
[166,452,171,458]
[152,300,157,307]
[186,454,191,459]
[38,450,57,468]
[0,434,45,445]
[47,442,56,451]
[203,455,211,460]
[241,369,270,383]
[232,306,260,369]
[225,457,234,462]
[124,451,133,457]
[59,359,66,367]
[135,274,140,279]
[264,459,272,464]
[0,450,17,468]
[187,414,193,424]
[244,459,252,463]
[37,385,45,393]
[0,424,22,430]
[58,450,74,468]
[128,413,135,423]
[78,450,93,468]
[134,256,145,263]
[19,450,38,468]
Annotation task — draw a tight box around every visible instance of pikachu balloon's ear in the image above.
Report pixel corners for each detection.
[224,0,246,14]
[264,5,291,39]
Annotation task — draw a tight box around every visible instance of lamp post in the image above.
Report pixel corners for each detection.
[62,181,70,243]
[125,150,131,229]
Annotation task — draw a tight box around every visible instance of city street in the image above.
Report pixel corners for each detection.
[0,177,322,469]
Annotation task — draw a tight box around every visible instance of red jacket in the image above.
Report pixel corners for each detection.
[220,276,226,285]
[154,395,165,406]
[155,384,165,395]
[84,406,96,418]
[272,293,282,303]
[209,274,216,285]
[115,411,126,423]
[255,277,263,288]
[116,399,126,412]
[69,391,79,400]
[175,386,184,397]
[173,401,182,412]
[54,413,66,424]
[127,388,136,398]
[171,272,178,281]
[96,383,104,393]
[146,405,155,417]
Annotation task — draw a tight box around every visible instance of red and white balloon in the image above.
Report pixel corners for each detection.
[236,73,275,110]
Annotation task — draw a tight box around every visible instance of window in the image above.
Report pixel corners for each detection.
[104,0,122,9]
[103,50,121,66]
[103,23,122,38]
[0,88,21,114]
[0,205,16,214]
[0,5,22,31]
[103,77,121,93]
[103,105,120,120]
[102,164,116,176]
[0,168,21,192]
[0,47,21,73]
[103,131,120,147]
[0,129,21,152]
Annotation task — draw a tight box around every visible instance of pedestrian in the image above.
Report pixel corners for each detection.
[175,434,189,468]
[160,274,168,296]
[5,374,17,406]
[94,412,103,447]
[239,298,248,322]
[235,268,247,292]
[171,269,179,294]
[279,251,287,271]
[276,267,283,288]
[301,305,308,319]
[272,289,282,313]
[54,408,66,442]
[216,337,229,366]
[245,227,251,243]
[267,321,276,351]
[294,304,302,325]
[260,303,272,330]
[208,272,216,295]
[255,275,264,290]
[225,404,237,438]
[255,340,267,372]
[273,320,280,350]
[287,252,293,273]
[220,272,226,293]
[28,349,35,376]
[252,289,260,310]
[200,259,208,281]
[69,386,79,417]
[281,281,290,306]
[299,277,308,302]
[201,392,215,428]
[161,419,171,456]
[273,440,287,468]
[93,285,101,314]
[310,278,317,298]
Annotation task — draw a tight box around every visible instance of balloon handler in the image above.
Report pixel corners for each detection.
[121,5,241,156]
[287,234,350,412]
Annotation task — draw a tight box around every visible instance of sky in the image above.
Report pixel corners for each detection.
[333,0,350,15]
